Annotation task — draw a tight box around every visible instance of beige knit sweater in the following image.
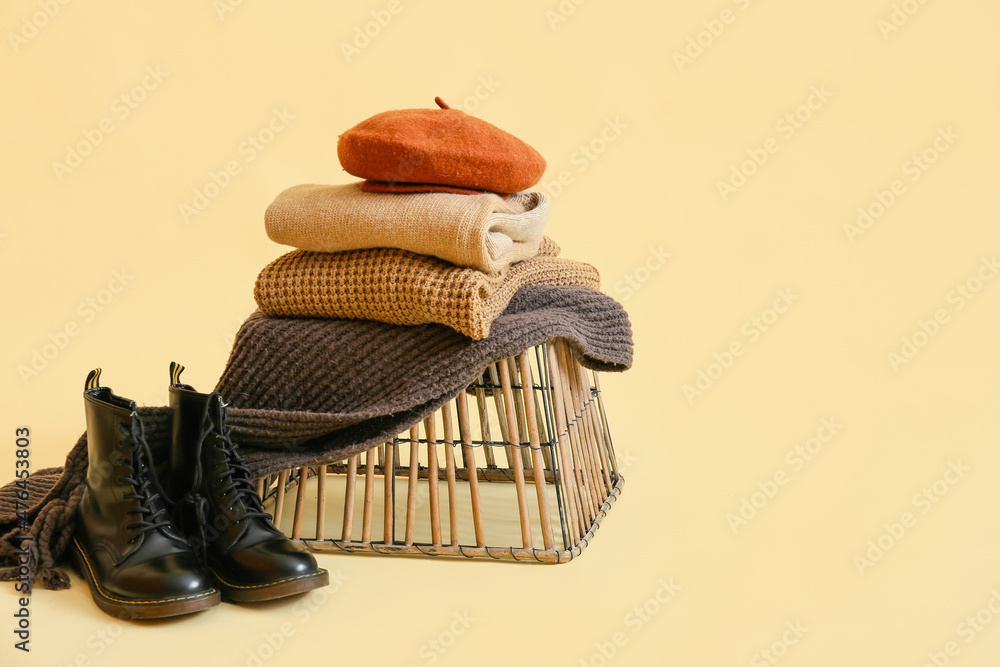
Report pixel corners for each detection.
[253,238,601,339]
[264,182,549,274]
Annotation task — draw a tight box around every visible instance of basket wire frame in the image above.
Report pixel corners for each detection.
[253,339,624,563]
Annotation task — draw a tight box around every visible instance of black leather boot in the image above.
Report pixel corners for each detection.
[72,369,220,619]
[166,362,329,602]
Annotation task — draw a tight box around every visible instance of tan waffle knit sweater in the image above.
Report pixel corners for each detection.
[264,182,549,274]
[253,238,601,339]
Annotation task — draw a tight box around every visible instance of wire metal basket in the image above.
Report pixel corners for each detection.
[253,339,624,563]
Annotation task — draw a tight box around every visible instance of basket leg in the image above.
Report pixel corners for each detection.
[404,426,420,545]
[316,463,327,540]
[441,405,460,547]
[384,442,395,545]
[488,363,515,469]
[457,391,486,547]
[424,415,443,547]
[342,454,358,541]
[361,448,376,543]
[499,357,532,549]
[273,469,288,531]
[519,350,554,551]
[558,341,603,519]
[292,466,309,539]
[547,343,586,542]
[474,386,496,468]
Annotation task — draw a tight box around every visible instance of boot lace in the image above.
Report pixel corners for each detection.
[115,415,175,562]
[182,396,272,557]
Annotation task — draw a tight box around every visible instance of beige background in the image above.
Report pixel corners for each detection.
[2,0,999,664]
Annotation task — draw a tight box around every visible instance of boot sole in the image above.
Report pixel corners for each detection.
[210,567,330,603]
[72,538,221,620]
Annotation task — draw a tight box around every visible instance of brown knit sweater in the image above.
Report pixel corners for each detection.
[253,237,601,339]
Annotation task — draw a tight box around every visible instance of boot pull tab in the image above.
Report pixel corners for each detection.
[85,368,102,392]
[169,361,185,387]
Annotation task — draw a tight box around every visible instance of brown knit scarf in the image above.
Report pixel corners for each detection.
[224,284,632,475]
[0,285,632,591]
[0,408,173,593]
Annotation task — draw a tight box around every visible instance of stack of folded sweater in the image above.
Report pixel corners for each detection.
[214,98,634,473]
[254,97,600,340]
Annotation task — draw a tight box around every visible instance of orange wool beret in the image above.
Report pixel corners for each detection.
[337,98,546,196]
